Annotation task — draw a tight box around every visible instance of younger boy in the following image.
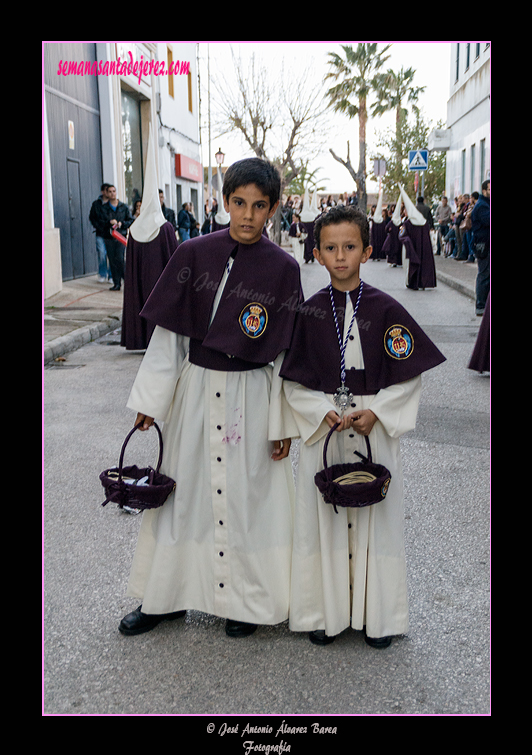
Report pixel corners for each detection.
[280,206,445,648]
[119,158,302,638]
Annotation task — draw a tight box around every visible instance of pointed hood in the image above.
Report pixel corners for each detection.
[300,185,317,222]
[129,123,167,243]
[399,184,426,226]
[391,192,403,226]
[310,190,319,217]
[372,189,384,223]
[215,165,230,225]
[215,202,231,226]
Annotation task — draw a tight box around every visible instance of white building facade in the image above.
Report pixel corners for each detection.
[429,42,490,204]
[152,43,202,225]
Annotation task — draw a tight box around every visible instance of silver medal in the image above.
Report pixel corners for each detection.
[334,384,354,412]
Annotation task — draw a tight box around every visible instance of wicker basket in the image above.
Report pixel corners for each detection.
[314,423,391,514]
[100,422,175,511]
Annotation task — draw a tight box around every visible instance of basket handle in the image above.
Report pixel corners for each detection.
[322,421,372,470]
[117,421,164,480]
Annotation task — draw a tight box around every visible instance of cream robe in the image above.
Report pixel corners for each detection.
[290,231,306,266]
[125,257,297,624]
[283,293,422,639]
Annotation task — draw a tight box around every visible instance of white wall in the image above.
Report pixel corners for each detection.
[445,43,490,201]
[155,43,202,218]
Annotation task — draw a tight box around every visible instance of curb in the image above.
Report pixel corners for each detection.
[435,270,475,301]
[44,314,122,365]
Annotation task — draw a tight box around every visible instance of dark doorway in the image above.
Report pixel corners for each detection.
[67,159,84,277]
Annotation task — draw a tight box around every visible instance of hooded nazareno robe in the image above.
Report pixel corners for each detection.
[121,222,178,350]
[121,123,176,350]
[400,220,437,290]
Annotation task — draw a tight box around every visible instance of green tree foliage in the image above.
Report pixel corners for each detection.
[371,114,447,207]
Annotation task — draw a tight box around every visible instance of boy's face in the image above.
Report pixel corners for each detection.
[224,184,279,245]
[313,221,372,291]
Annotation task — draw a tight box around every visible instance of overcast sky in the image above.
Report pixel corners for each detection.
[198,41,452,194]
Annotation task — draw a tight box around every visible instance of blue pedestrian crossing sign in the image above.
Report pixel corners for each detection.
[408,149,428,171]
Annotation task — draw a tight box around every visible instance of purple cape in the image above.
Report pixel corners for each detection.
[382,222,402,266]
[289,221,305,238]
[370,218,390,259]
[280,281,446,395]
[399,220,437,289]
[140,228,303,369]
[212,219,230,231]
[121,221,178,350]
[468,293,490,372]
[301,220,316,262]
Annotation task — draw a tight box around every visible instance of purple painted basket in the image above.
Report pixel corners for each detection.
[100,422,175,511]
[314,423,392,514]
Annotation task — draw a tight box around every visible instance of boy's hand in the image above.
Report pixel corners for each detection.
[272,438,291,461]
[135,413,154,431]
[325,409,378,435]
[325,410,351,432]
[350,409,377,436]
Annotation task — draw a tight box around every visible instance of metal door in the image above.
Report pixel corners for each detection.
[44,43,102,280]
[67,158,84,277]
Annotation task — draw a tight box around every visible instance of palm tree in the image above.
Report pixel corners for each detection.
[285,163,327,196]
[324,43,391,212]
[372,66,426,163]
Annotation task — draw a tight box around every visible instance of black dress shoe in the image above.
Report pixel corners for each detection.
[309,630,335,646]
[109,284,121,291]
[118,605,186,636]
[364,632,392,649]
[225,619,258,637]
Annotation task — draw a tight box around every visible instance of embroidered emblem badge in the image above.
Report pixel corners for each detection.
[239,302,268,338]
[384,325,414,359]
[381,478,391,497]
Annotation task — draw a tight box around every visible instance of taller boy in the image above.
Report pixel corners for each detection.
[119,159,302,638]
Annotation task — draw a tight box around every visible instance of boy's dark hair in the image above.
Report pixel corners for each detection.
[222,158,281,209]
[314,206,370,250]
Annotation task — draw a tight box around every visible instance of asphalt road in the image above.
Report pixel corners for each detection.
[43,258,490,720]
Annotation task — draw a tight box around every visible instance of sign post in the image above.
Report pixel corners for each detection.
[408,149,429,197]
[373,158,387,193]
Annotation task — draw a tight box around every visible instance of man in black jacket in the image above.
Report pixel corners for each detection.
[159,190,177,230]
[89,183,111,282]
[416,196,434,229]
[103,185,134,291]
[177,202,192,244]
[471,180,490,315]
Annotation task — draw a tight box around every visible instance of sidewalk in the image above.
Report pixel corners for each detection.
[43,250,478,365]
[433,253,477,301]
[44,276,123,364]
